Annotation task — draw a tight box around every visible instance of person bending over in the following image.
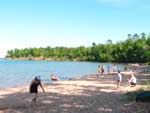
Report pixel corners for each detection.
[29,76,45,106]
[128,74,136,87]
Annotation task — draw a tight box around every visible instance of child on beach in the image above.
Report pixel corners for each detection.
[97,65,101,76]
[116,70,122,88]
[29,76,45,106]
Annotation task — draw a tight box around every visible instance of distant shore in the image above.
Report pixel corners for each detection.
[5,57,83,61]
[4,57,150,66]
[5,57,53,61]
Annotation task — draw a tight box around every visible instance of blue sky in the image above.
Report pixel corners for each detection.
[0,0,150,57]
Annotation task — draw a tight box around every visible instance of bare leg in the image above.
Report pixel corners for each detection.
[31,94,37,106]
[117,81,120,88]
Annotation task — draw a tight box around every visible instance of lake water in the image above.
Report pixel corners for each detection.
[0,59,125,88]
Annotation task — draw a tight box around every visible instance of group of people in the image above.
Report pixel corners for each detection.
[97,64,137,88]
[29,65,136,106]
[98,65,105,75]
[97,64,117,76]
[116,70,137,88]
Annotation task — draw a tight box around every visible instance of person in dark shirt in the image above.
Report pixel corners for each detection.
[29,76,45,106]
[101,65,105,75]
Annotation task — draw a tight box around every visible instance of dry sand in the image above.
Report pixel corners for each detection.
[0,71,150,113]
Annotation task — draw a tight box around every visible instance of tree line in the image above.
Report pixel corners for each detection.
[6,33,150,63]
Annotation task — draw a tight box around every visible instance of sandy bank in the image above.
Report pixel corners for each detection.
[0,72,150,113]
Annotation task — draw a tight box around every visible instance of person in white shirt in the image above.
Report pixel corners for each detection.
[128,74,136,87]
[116,70,122,88]
[51,74,60,81]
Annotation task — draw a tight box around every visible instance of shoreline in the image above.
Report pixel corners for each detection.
[4,58,150,66]
[0,70,146,89]
[0,71,150,113]
[0,71,128,89]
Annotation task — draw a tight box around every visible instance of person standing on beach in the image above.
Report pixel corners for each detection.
[107,65,110,75]
[113,64,117,72]
[124,65,127,71]
[116,70,122,88]
[101,65,105,75]
[29,76,45,106]
[97,65,101,76]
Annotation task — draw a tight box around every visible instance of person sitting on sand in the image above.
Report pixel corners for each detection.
[128,73,136,87]
[51,74,60,81]
[29,76,45,106]
[116,70,122,88]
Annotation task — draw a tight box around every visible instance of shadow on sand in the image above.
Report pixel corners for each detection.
[0,74,150,113]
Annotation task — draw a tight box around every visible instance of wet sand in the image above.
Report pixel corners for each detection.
[0,71,150,113]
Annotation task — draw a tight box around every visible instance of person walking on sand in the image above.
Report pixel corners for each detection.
[116,70,122,88]
[29,76,45,106]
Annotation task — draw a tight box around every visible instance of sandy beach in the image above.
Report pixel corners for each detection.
[0,71,150,113]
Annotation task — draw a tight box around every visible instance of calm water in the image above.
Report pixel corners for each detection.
[0,59,125,88]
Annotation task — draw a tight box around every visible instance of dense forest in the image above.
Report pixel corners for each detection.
[6,33,150,63]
